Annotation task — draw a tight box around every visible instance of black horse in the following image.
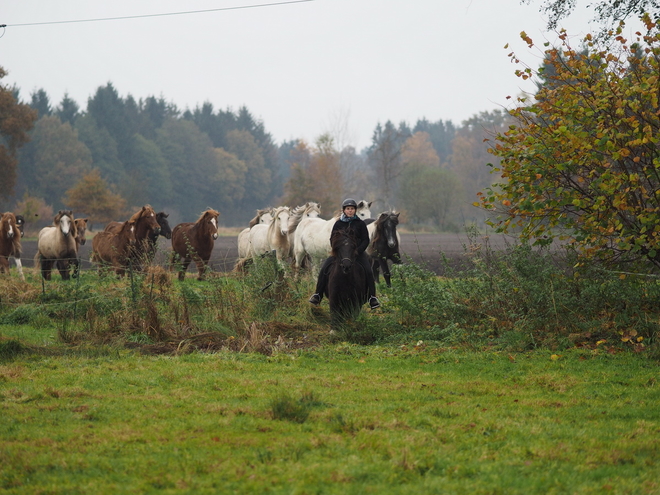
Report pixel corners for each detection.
[367,212,402,287]
[145,212,173,264]
[325,229,369,326]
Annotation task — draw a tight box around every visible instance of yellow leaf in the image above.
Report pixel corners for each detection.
[550,354,560,361]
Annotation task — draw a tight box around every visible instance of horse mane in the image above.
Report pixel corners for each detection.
[372,211,399,246]
[330,229,356,258]
[288,202,319,236]
[248,207,272,228]
[53,210,77,238]
[128,205,156,223]
[196,208,220,224]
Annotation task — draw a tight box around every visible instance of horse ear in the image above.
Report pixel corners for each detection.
[368,201,373,208]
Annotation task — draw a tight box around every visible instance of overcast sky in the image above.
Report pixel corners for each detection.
[1,0,614,150]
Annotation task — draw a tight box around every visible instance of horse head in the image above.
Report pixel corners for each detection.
[331,230,358,274]
[156,212,172,239]
[1,212,17,239]
[198,209,220,240]
[132,205,161,237]
[75,218,89,245]
[54,210,74,237]
[273,206,290,237]
[15,215,25,237]
[356,200,372,220]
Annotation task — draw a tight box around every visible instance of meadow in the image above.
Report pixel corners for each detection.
[1,241,660,493]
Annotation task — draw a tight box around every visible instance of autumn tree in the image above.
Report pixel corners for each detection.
[398,132,461,228]
[479,17,660,268]
[13,193,53,230]
[367,121,412,207]
[0,66,38,202]
[63,168,127,226]
[523,0,659,31]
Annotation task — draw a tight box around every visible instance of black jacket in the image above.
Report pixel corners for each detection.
[331,216,370,255]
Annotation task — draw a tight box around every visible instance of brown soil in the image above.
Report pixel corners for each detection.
[19,232,512,276]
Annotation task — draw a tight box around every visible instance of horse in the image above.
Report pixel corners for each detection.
[103,205,161,271]
[325,229,369,326]
[248,206,291,262]
[143,211,172,265]
[36,210,79,281]
[366,212,402,287]
[294,200,372,272]
[15,215,25,237]
[55,217,88,279]
[91,220,137,277]
[237,207,273,260]
[170,209,220,281]
[0,212,24,280]
[287,202,321,259]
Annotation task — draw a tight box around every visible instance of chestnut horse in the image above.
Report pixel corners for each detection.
[170,209,220,281]
[91,220,137,276]
[37,210,78,280]
[104,205,161,271]
[0,212,23,280]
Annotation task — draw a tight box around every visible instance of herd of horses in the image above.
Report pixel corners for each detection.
[1,201,401,321]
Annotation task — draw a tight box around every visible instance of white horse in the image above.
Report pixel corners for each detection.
[248,206,291,262]
[237,208,273,259]
[287,202,321,259]
[294,200,372,272]
[36,210,78,280]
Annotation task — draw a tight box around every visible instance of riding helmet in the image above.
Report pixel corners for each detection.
[342,198,358,209]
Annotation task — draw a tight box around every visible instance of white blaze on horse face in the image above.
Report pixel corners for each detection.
[6,219,14,238]
[211,217,218,239]
[60,215,71,236]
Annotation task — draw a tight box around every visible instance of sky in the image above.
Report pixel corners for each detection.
[0,0,621,150]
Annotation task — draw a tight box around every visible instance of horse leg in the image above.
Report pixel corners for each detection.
[0,256,9,275]
[14,258,25,281]
[194,257,207,281]
[371,258,380,284]
[179,258,191,281]
[41,258,53,281]
[380,258,392,288]
[58,259,71,281]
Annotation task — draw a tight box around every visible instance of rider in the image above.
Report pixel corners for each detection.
[309,198,381,310]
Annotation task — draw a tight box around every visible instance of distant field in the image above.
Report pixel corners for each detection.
[19,232,512,275]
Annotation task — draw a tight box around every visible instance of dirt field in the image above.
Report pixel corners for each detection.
[18,232,512,276]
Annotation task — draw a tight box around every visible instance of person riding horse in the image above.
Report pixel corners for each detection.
[309,198,381,310]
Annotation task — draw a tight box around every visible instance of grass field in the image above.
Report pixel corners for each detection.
[2,338,659,494]
[2,242,660,493]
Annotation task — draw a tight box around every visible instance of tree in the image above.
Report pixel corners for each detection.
[55,93,81,126]
[30,89,52,118]
[367,121,411,208]
[13,193,54,230]
[63,168,127,226]
[479,17,660,267]
[399,165,461,229]
[0,66,38,201]
[523,0,660,32]
[15,115,92,208]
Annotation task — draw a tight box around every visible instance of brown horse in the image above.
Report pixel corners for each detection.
[0,212,23,280]
[56,217,88,278]
[37,210,78,280]
[104,205,161,271]
[91,220,137,276]
[170,209,220,281]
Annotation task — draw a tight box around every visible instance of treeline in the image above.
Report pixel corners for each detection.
[5,81,508,229]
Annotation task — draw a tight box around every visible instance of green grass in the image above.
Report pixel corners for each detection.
[1,346,659,494]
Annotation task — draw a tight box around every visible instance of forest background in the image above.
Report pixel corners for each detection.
[0,78,507,230]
